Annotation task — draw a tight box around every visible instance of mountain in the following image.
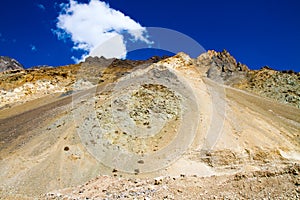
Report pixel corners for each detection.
[0,56,23,72]
[197,50,300,108]
[0,51,299,199]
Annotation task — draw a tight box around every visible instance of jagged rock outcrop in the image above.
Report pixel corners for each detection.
[197,50,249,84]
[197,50,300,108]
[0,56,24,72]
[238,67,300,108]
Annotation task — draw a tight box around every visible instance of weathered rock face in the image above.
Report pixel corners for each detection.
[237,67,300,108]
[0,56,164,108]
[197,50,249,84]
[197,50,300,108]
[0,56,24,72]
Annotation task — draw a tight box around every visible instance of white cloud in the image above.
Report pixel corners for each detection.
[89,34,126,58]
[54,0,151,62]
[37,4,46,11]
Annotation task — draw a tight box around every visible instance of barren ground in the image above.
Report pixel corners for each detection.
[0,53,299,199]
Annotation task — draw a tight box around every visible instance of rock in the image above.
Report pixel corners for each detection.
[197,50,300,108]
[0,56,24,72]
[238,67,300,108]
[197,49,249,84]
[84,56,115,67]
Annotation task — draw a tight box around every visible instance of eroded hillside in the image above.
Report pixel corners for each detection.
[197,50,300,108]
[0,51,299,199]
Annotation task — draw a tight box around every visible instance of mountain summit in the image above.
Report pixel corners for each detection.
[0,56,23,72]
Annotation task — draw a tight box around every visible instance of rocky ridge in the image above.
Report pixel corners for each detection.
[0,51,299,109]
[0,57,165,109]
[196,50,300,108]
[196,49,249,84]
[0,56,23,73]
[237,67,300,108]
[2,50,298,109]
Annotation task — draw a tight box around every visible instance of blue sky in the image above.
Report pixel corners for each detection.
[0,0,299,71]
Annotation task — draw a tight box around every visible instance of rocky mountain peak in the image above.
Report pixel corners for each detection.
[195,50,300,107]
[0,56,24,73]
[197,49,249,84]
